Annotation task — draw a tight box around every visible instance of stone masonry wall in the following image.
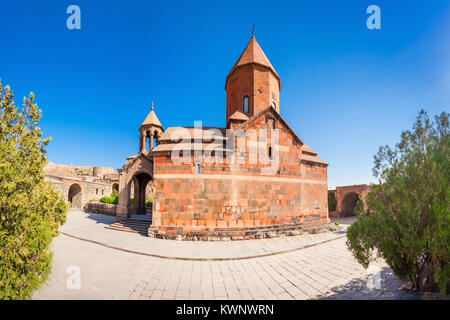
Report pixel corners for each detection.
[44,162,119,209]
[151,170,328,237]
[150,109,329,237]
[84,202,117,216]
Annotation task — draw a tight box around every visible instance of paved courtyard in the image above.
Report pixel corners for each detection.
[32,209,436,300]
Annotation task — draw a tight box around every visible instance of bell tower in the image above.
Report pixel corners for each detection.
[139,102,163,154]
[225,35,281,128]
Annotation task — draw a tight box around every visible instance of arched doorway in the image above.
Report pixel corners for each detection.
[341,192,360,217]
[68,183,82,209]
[128,172,152,215]
[112,183,119,192]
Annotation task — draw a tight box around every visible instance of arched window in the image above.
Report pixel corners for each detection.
[243,96,249,114]
[268,146,272,160]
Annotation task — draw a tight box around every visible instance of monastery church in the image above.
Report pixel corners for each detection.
[116,34,329,239]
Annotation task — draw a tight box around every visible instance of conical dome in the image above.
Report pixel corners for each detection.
[140,105,163,129]
[225,36,280,89]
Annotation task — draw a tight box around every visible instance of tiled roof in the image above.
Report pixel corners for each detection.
[153,143,232,153]
[226,36,279,88]
[141,107,163,128]
[301,143,317,156]
[158,127,228,142]
[302,154,328,165]
[229,110,249,121]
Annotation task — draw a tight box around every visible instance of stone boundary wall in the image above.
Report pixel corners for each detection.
[84,202,117,216]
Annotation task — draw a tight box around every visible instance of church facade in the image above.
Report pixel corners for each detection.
[116,35,329,239]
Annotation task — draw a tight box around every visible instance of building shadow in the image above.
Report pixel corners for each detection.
[317,267,449,300]
[84,212,115,226]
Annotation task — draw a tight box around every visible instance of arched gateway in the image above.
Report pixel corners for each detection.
[331,184,371,218]
[68,183,82,208]
[341,192,360,217]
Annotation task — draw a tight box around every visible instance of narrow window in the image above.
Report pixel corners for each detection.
[96,188,98,195]
[268,146,272,160]
[196,163,201,174]
[243,96,249,113]
[102,189,104,195]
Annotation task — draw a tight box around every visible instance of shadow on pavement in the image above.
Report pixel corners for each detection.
[83,212,115,226]
[317,267,449,300]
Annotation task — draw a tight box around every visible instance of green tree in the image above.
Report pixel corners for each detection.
[347,110,449,293]
[0,80,67,299]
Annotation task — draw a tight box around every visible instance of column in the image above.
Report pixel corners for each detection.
[140,132,147,153]
[149,132,154,151]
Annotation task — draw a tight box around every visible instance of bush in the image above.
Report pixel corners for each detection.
[346,110,449,294]
[0,81,67,299]
[110,189,118,198]
[99,196,110,204]
[99,195,118,205]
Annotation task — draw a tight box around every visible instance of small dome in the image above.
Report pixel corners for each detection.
[140,105,163,129]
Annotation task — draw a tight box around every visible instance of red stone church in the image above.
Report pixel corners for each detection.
[116,35,330,239]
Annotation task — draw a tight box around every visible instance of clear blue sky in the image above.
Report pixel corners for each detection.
[1,0,449,188]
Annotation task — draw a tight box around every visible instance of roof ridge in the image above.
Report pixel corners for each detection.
[233,106,304,146]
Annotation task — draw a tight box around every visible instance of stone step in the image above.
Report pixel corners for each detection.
[105,224,149,234]
[114,221,151,227]
[114,225,150,231]
[111,222,149,229]
[107,224,149,231]
[115,218,151,225]
[104,218,151,235]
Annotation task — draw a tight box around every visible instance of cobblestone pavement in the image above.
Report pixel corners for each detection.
[33,210,446,300]
[51,210,352,260]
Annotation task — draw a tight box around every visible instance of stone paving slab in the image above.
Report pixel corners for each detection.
[32,209,449,300]
[58,209,351,260]
[32,233,417,300]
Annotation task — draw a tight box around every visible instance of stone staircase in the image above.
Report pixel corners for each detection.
[105,217,151,235]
